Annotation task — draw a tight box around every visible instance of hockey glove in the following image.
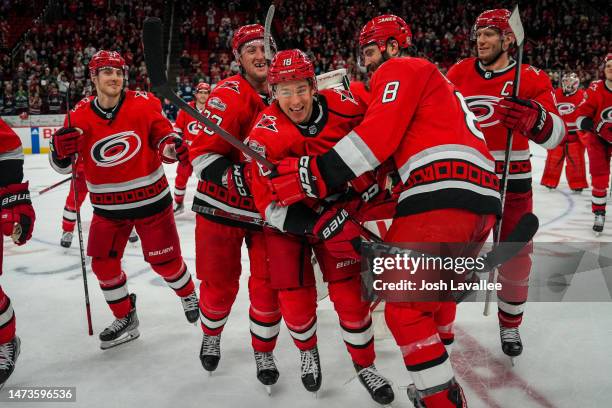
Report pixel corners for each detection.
[596,122,612,143]
[312,207,363,260]
[51,127,83,159]
[224,162,253,197]
[1,182,35,245]
[349,170,380,202]
[496,97,553,144]
[268,156,328,206]
[159,136,189,164]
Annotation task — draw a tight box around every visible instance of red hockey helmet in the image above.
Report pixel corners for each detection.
[561,72,579,94]
[359,14,412,53]
[471,9,513,40]
[268,49,316,91]
[196,82,210,92]
[232,24,275,59]
[88,50,127,77]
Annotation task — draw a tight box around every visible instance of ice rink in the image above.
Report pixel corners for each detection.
[2,143,611,408]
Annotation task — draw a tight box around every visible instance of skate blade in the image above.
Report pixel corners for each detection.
[510,356,516,367]
[594,231,602,237]
[100,329,140,350]
[265,385,272,396]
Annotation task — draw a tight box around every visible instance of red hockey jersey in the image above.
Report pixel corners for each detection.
[318,57,501,218]
[189,74,269,227]
[54,90,175,219]
[349,81,371,106]
[576,80,612,142]
[554,88,586,135]
[0,119,22,159]
[174,101,203,144]
[0,118,24,187]
[446,57,564,193]
[248,89,366,232]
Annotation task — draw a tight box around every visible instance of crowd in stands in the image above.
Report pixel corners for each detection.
[0,0,164,116]
[0,0,609,116]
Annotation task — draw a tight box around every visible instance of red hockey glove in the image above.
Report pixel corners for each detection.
[596,122,612,143]
[1,182,35,245]
[312,207,363,260]
[159,136,189,164]
[51,127,83,159]
[225,162,253,197]
[349,170,380,202]
[496,97,553,144]
[268,156,328,206]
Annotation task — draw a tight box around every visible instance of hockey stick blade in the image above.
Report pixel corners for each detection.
[483,212,538,270]
[143,18,276,170]
[508,5,525,47]
[264,4,275,61]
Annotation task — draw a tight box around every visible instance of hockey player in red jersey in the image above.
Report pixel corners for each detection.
[172,81,210,214]
[188,25,281,385]
[265,15,501,407]
[49,50,199,350]
[248,49,394,403]
[540,73,588,192]
[576,53,612,235]
[0,118,35,388]
[446,9,564,359]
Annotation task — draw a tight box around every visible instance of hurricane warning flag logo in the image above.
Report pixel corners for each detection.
[217,81,240,94]
[256,114,278,132]
[91,131,142,167]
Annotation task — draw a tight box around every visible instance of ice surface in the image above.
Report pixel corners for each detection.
[2,143,611,407]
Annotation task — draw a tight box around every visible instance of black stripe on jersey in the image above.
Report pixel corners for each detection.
[284,202,319,235]
[395,188,501,218]
[339,319,372,334]
[106,295,129,305]
[317,148,356,191]
[202,156,232,185]
[506,178,532,194]
[93,193,172,219]
[0,160,24,186]
[406,351,449,372]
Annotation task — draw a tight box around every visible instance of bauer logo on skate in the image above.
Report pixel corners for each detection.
[90,131,142,167]
[464,95,501,127]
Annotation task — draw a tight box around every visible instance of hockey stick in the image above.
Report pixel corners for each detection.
[264,4,275,63]
[143,17,275,170]
[192,204,268,227]
[484,4,526,316]
[369,211,539,311]
[143,17,382,243]
[66,88,94,336]
[38,176,71,195]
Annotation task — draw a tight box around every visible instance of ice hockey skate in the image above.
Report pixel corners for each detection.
[128,230,139,243]
[593,211,605,236]
[254,351,279,395]
[99,294,140,350]
[407,379,466,407]
[299,346,322,395]
[173,202,184,215]
[180,291,199,324]
[60,230,73,248]
[500,324,523,365]
[354,363,394,405]
[0,336,21,390]
[199,333,221,374]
